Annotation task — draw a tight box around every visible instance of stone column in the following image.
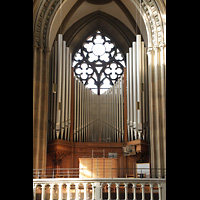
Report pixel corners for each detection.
[147,42,166,178]
[147,47,155,178]
[33,43,51,171]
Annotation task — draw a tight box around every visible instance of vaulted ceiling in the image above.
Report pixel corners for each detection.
[33,0,166,52]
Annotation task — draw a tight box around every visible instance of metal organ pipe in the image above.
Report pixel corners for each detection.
[126,52,130,141]
[125,34,149,141]
[64,47,69,140]
[132,41,138,140]
[68,53,72,141]
[49,34,129,143]
[136,35,143,139]
[49,34,72,142]
[129,47,133,141]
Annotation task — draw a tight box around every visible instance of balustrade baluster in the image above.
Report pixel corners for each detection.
[41,184,46,200]
[83,183,87,200]
[58,183,63,200]
[150,184,154,200]
[124,183,128,200]
[116,183,120,200]
[141,183,145,200]
[132,183,137,200]
[50,184,54,200]
[67,183,71,200]
[107,183,111,200]
[158,184,162,200]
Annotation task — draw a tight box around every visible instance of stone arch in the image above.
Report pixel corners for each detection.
[33,0,166,50]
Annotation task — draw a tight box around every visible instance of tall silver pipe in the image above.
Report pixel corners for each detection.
[50,45,55,140]
[120,76,124,142]
[136,35,142,139]
[144,47,149,141]
[129,47,133,141]
[64,47,69,140]
[60,41,66,140]
[118,79,121,142]
[81,82,84,142]
[68,53,72,141]
[73,77,77,142]
[132,41,138,140]
[126,52,130,141]
[79,81,82,142]
[55,34,63,139]
[141,41,145,140]
[116,81,119,142]
[77,80,80,142]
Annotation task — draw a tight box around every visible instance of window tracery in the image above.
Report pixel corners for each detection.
[72,30,125,95]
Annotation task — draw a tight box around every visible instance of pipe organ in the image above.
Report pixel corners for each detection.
[48,34,149,143]
[48,34,72,141]
[73,75,124,143]
[126,35,149,142]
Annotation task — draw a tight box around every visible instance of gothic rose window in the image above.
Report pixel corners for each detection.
[72,30,125,95]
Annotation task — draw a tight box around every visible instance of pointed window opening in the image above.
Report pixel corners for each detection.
[72,30,125,95]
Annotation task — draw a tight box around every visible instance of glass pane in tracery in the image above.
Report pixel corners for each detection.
[72,30,125,94]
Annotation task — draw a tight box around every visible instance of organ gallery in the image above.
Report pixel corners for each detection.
[33,0,166,199]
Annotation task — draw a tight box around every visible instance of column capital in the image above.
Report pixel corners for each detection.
[116,183,120,187]
[124,183,128,188]
[132,183,137,187]
[49,183,54,187]
[44,47,51,54]
[33,42,38,49]
[153,45,160,52]
[83,182,88,186]
[107,183,111,187]
[141,183,145,188]
[159,42,166,48]
[147,47,153,54]
[41,183,46,188]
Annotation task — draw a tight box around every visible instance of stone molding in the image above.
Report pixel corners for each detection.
[33,0,166,49]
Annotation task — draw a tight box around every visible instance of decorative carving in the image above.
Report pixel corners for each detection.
[33,0,165,53]
[72,30,125,95]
